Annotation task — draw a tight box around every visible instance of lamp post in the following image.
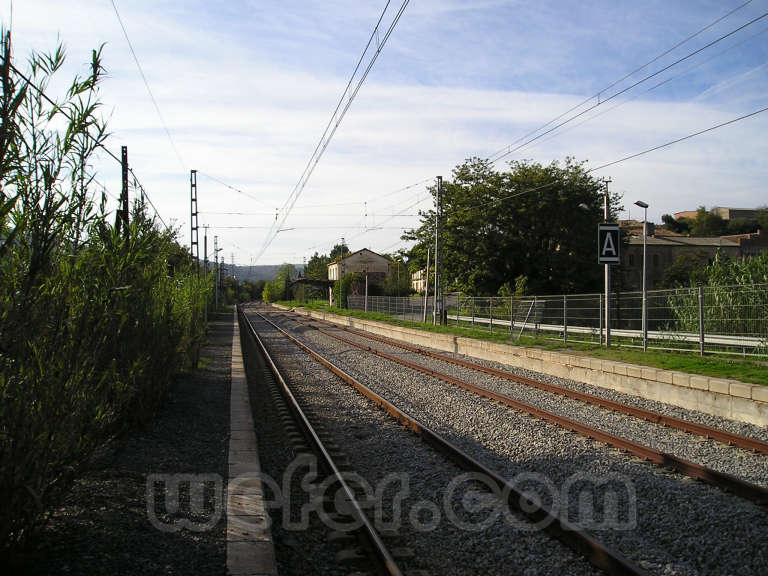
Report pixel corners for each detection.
[634,200,649,351]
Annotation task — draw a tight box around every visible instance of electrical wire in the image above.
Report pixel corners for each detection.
[3,56,169,229]
[110,0,186,172]
[253,0,410,263]
[486,0,756,163]
[489,9,768,165]
[588,103,768,173]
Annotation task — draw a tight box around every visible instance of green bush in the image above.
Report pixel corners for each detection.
[0,33,209,554]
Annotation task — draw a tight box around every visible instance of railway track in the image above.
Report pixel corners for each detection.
[307,314,768,455]
[279,311,768,504]
[239,307,406,576]
[241,305,642,576]
[253,305,768,575]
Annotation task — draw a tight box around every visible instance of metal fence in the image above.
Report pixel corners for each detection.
[348,283,768,356]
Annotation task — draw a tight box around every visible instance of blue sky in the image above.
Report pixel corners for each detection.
[3,1,768,264]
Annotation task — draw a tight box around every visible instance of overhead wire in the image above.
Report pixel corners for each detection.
[253,0,411,263]
[524,23,768,154]
[308,1,760,260]
[3,55,169,229]
[109,0,187,172]
[488,8,768,165]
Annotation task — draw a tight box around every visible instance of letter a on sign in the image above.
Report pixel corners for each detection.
[598,224,620,264]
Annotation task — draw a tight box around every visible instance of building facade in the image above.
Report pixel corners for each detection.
[410,268,428,293]
[327,248,391,282]
[621,233,768,291]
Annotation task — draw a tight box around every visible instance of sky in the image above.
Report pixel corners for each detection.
[3,0,768,265]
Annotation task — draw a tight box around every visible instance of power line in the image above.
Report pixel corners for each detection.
[110,0,186,171]
[489,8,768,165]
[3,54,169,229]
[197,172,268,206]
[461,103,768,211]
[588,103,768,173]
[487,0,757,163]
[526,23,768,154]
[253,0,411,263]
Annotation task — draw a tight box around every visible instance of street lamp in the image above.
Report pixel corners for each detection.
[634,200,649,351]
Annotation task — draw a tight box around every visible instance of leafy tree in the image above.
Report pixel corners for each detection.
[757,209,768,233]
[383,256,410,296]
[330,243,350,261]
[661,214,690,234]
[403,157,616,295]
[305,251,330,279]
[690,206,726,236]
[725,218,758,235]
[659,252,709,288]
[262,263,296,302]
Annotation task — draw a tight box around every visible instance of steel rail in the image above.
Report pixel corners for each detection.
[238,307,404,576]
[303,313,768,456]
[250,308,646,576]
[279,313,768,506]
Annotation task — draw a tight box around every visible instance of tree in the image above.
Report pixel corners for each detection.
[383,257,410,296]
[661,214,690,234]
[330,243,350,261]
[690,206,725,236]
[403,157,616,295]
[262,263,297,302]
[305,251,330,279]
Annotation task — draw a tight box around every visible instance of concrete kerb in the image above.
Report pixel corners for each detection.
[276,304,768,428]
[227,309,278,576]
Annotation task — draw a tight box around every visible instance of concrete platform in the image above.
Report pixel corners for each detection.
[280,305,768,428]
[227,310,278,576]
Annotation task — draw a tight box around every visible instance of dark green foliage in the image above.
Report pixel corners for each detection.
[382,257,409,296]
[690,206,726,237]
[0,34,208,553]
[304,251,330,279]
[262,263,297,302]
[403,157,617,295]
[661,214,690,234]
[332,273,363,308]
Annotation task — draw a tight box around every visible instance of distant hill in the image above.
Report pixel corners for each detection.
[225,264,303,282]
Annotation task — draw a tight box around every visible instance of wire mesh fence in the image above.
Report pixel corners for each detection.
[347,283,768,356]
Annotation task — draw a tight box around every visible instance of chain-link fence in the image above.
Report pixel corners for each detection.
[347,283,768,356]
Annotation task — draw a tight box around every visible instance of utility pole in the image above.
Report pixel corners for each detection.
[432,176,442,325]
[214,235,220,310]
[203,226,209,324]
[116,146,129,236]
[603,177,613,347]
[190,170,199,274]
[422,246,430,323]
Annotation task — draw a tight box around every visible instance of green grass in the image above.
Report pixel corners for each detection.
[278,300,768,386]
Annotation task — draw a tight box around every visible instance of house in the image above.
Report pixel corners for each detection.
[410,268,428,293]
[622,231,768,290]
[327,248,390,282]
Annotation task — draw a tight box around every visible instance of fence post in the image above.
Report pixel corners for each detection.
[599,293,604,346]
[490,299,494,332]
[456,296,460,325]
[510,296,514,334]
[563,294,568,344]
[698,286,705,356]
[472,297,475,326]
[534,296,539,337]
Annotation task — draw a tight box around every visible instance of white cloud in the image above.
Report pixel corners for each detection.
[4,0,767,264]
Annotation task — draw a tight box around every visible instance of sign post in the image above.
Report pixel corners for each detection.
[598,223,620,347]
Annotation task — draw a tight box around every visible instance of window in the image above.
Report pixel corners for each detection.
[653,254,659,268]
[629,254,635,266]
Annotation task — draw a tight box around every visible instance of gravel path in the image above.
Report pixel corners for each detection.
[250,312,603,576]
[265,309,768,576]
[23,312,232,576]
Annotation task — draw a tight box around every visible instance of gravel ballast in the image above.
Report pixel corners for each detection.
[265,308,768,576]
[249,311,603,576]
